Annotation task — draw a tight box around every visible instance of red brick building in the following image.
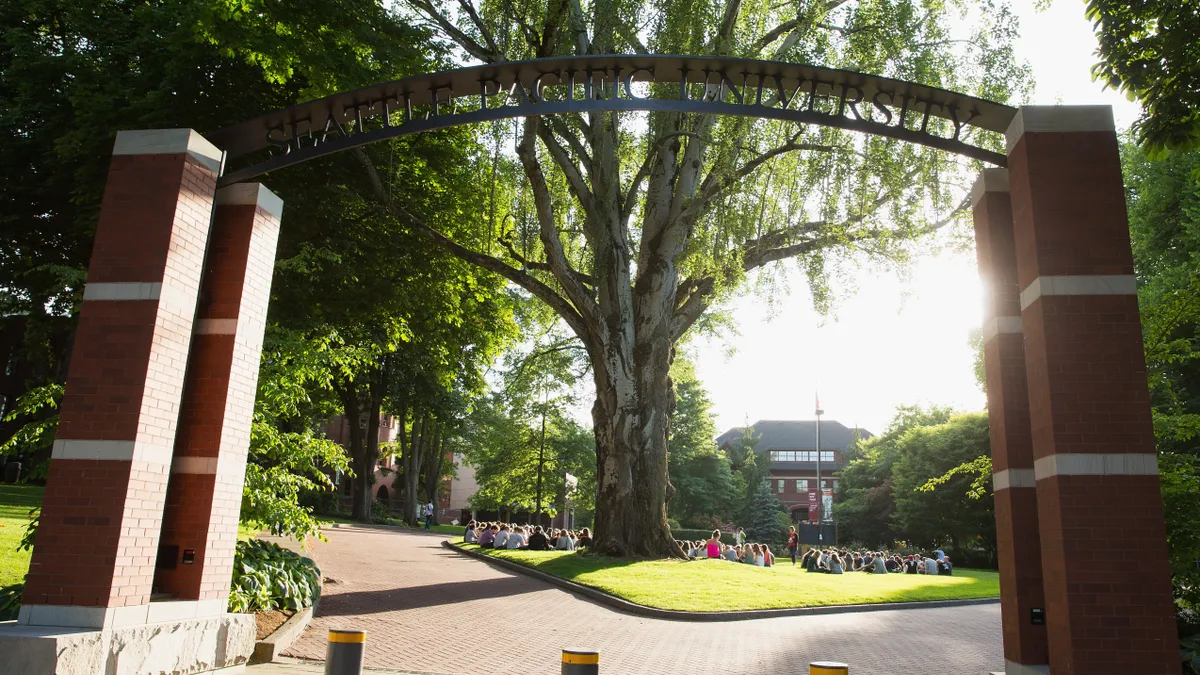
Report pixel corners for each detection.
[717,420,872,523]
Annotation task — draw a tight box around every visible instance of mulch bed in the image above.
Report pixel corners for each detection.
[254,609,295,640]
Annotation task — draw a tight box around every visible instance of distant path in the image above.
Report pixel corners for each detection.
[284,527,1005,674]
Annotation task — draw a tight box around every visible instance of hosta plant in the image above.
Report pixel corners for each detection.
[228,539,321,614]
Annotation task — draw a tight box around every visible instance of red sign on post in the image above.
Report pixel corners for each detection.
[808,490,818,522]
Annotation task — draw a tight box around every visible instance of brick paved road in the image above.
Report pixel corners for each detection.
[284,526,1004,674]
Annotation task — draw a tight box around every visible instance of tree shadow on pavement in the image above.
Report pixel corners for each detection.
[314,575,540,617]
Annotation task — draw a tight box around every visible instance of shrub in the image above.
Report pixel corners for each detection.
[666,518,681,530]
[371,499,391,524]
[228,539,321,614]
[0,584,20,621]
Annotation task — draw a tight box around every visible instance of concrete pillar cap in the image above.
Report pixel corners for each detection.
[1005,105,1115,155]
[216,183,284,219]
[970,168,1010,206]
[112,129,224,174]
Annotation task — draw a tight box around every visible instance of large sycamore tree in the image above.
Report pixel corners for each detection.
[359,0,1029,556]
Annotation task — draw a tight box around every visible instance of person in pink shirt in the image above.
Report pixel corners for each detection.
[705,530,722,558]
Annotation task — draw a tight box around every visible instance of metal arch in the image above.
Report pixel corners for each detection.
[209,54,1016,185]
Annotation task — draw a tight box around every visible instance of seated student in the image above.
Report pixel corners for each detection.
[723,544,739,562]
[885,555,901,572]
[751,543,765,567]
[706,530,722,559]
[493,524,511,550]
[873,552,889,574]
[743,545,757,565]
[576,528,593,548]
[829,552,844,574]
[507,526,527,549]
[527,526,550,550]
[924,555,939,575]
[464,522,478,543]
[938,556,953,575]
[548,529,560,548]
[478,524,497,548]
[556,530,575,551]
[762,544,775,567]
[803,548,820,572]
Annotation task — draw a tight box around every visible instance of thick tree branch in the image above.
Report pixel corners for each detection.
[749,18,802,56]
[568,0,591,54]
[622,131,707,226]
[671,189,971,341]
[455,0,502,56]
[499,231,598,287]
[353,147,589,338]
[408,0,500,62]
[687,138,844,220]
[517,119,602,325]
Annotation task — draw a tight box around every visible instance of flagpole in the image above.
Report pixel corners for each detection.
[815,392,824,540]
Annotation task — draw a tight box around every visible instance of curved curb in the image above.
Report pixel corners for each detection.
[442,540,999,622]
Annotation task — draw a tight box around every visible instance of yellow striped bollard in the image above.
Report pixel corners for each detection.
[810,662,848,675]
[562,648,599,674]
[325,629,365,675]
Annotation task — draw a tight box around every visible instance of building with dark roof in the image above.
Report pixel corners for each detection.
[716,420,873,523]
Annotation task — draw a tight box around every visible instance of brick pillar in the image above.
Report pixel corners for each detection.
[1007,106,1179,675]
[155,183,282,609]
[20,129,221,629]
[972,168,1049,675]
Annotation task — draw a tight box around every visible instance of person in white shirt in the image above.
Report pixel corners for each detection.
[735,528,745,546]
[924,556,939,575]
[493,525,510,549]
[506,527,527,549]
[555,532,574,550]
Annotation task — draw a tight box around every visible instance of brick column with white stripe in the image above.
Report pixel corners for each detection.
[972,168,1048,675]
[1007,106,1179,674]
[20,129,221,629]
[155,183,281,606]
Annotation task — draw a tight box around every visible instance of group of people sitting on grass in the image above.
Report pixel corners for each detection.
[462,520,593,551]
[798,546,953,575]
[678,530,779,566]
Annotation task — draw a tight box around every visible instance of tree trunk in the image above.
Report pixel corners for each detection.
[590,360,682,558]
[356,368,385,523]
[421,421,444,512]
[336,380,373,524]
[403,412,425,526]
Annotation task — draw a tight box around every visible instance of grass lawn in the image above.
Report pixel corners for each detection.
[323,514,463,535]
[0,484,43,588]
[455,539,999,612]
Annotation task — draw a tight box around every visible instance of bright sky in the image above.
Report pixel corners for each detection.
[690,0,1143,437]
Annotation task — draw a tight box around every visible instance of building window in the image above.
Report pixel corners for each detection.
[777,479,785,493]
[795,479,808,492]
[821,480,829,489]
[820,451,835,462]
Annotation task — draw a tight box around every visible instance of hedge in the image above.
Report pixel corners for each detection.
[671,529,738,545]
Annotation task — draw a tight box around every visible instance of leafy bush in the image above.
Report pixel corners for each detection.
[371,499,391,524]
[228,539,321,614]
[0,584,21,621]
[666,518,681,530]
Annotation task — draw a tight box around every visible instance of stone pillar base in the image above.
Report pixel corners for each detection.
[0,612,253,675]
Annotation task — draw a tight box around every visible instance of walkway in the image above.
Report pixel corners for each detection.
[282,526,1004,674]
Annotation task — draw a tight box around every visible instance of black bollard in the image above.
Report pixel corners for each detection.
[324,629,365,675]
[561,648,599,674]
[809,662,849,675]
